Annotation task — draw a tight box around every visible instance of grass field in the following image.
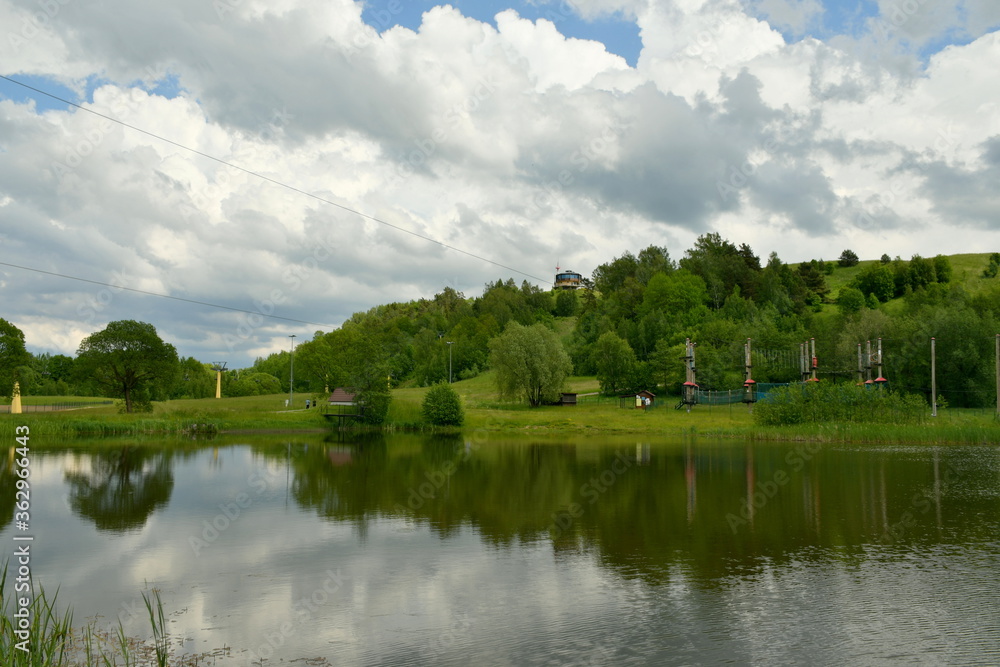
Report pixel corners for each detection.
[4,371,995,444]
[818,252,995,314]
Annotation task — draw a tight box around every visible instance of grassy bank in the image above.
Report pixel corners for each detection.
[2,375,997,444]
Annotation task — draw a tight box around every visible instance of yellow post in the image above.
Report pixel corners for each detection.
[216,370,222,399]
[10,381,22,414]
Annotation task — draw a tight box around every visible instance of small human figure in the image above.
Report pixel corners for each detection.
[305,399,311,409]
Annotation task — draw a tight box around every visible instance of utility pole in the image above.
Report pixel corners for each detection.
[931,337,937,418]
[857,343,864,385]
[289,334,297,407]
[446,341,454,383]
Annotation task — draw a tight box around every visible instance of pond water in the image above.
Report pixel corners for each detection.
[2,433,1000,665]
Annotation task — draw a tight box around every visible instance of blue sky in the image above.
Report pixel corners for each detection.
[361,0,644,65]
[0,72,184,113]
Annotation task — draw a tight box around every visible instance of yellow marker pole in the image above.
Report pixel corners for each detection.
[10,381,22,414]
[10,382,21,415]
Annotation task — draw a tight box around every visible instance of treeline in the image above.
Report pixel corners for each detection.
[4,239,999,410]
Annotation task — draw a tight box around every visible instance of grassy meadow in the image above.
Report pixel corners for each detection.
[2,370,997,444]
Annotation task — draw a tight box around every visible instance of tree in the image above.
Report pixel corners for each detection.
[837,287,866,315]
[854,265,895,303]
[640,270,708,315]
[592,332,637,395]
[983,253,1000,278]
[0,318,30,401]
[489,322,572,407]
[838,249,860,267]
[554,289,578,317]
[230,372,282,397]
[908,254,936,288]
[422,382,464,426]
[933,255,953,283]
[75,320,180,413]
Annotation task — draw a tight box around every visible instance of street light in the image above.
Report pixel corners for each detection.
[446,341,454,383]
[289,334,297,407]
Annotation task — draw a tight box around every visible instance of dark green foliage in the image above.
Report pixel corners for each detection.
[0,318,30,401]
[753,383,927,426]
[592,332,637,395]
[554,289,579,317]
[680,233,761,307]
[908,254,936,288]
[880,253,891,264]
[933,255,952,283]
[983,253,1000,278]
[797,260,830,302]
[175,357,216,399]
[853,264,895,302]
[422,382,465,426]
[359,387,392,425]
[229,372,282,397]
[838,249,860,267]
[75,320,180,413]
[837,287,865,315]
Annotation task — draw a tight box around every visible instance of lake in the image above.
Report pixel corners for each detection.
[2,433,999,665]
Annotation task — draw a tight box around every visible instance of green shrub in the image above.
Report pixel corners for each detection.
[359,388,392,425]
[753,382,927,426]
[421,382,465,426]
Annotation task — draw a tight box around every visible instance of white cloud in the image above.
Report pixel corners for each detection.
[1,0,999,364]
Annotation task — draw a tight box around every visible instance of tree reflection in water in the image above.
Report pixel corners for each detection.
[64,447,174,532]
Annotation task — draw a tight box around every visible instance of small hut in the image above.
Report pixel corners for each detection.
[325,387,365,424]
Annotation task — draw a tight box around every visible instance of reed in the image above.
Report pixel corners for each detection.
[1,560,209,666]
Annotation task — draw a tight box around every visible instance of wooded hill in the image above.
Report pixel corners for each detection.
[17,240,1000,410]
[261,240,1000,410]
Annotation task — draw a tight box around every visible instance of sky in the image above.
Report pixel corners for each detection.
[1,0,999,368]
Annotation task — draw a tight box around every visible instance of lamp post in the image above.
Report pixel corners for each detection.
[289,334,297,407]
[446,341,454,383]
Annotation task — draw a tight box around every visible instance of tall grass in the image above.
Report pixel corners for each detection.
[753,383,927,426]
[0,561,73,666]
[1,561,196,666]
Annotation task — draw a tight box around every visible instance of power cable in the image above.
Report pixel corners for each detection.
[0,260,333,328]
[0,74,551,286]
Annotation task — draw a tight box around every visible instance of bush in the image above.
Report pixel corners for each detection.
[838,249,860,267]
[837,287,865,315]
[422,382,464,426]
[359,388,392,425]
[753,382,927,426]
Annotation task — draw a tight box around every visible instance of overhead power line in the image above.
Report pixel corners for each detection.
[0,74,551,286]
[0,260,334,328]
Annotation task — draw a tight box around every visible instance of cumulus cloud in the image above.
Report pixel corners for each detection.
[1,0,999,364]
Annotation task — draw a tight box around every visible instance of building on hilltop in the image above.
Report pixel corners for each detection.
[554,266,582,290]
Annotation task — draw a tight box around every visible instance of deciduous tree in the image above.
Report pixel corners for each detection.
[75,320,180,413]
[489,322,571,407]
[592,332,637,395]
[0,318,30,401]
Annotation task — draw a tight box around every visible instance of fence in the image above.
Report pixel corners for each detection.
[0,400,114,413]
[694,382,790,406]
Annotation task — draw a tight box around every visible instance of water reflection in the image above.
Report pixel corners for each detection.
[2,435,998,665]
[63,447,175,532]
[0,446,19,532]
[280,435,999,583]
